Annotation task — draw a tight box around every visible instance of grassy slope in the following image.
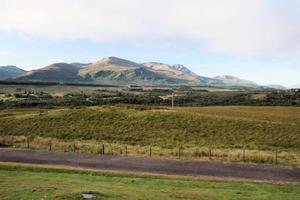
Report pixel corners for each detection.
[0,106,300,149]
[0,164,299,200]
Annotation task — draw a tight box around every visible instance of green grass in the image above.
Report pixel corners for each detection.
[1,106,299,149]
[0,164,299,200]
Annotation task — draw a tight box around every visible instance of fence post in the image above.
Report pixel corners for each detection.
[275,149,278,164]
[243,146,246,162]
[73,143,76,152]
[125,145,128,156]
[26,136,30,149]
[149,146,152,157]
[102,143,105,155]
[49,140,52,151]
[10,136,14,147]
[209,147,212,160]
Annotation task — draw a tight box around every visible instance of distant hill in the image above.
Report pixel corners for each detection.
[16,63,85,83]
[265,84,287,90]
[142,62,221,85]
[142,62,198,80]
[0,65,26,80]
[214,75,259,88]
[78,57,188,84]
[11,56,260,87]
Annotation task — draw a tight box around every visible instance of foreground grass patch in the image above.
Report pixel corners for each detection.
[0,164,299,200]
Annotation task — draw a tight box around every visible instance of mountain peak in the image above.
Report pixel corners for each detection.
[100,56,133,64]
[142,62,199,82]
[171,64,192,74]
[101,56,121,62]
[96,56,141,68]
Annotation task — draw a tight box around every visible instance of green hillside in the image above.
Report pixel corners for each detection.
[1,106,299,149]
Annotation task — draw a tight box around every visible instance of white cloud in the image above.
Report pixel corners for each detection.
[0,0,300,58]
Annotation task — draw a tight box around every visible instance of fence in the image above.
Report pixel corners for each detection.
[0,135,293,165]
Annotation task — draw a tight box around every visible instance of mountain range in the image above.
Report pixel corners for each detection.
[0,56,281,88]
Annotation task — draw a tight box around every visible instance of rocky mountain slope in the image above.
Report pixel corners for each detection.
[78,57,188,84]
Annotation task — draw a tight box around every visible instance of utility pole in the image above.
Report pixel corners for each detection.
[171,91,174,108]
[243,146,246,162]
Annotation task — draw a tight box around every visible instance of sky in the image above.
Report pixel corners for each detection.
[0,0,299,87]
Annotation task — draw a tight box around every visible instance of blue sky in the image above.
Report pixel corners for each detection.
[0,0,299,87]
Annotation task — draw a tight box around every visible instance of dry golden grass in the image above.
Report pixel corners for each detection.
[1,135,299,167]
[179,106,300,124]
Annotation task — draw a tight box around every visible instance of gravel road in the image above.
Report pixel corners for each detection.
[0,148,299,182]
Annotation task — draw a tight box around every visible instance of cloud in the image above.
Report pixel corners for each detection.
[0,0,300,58]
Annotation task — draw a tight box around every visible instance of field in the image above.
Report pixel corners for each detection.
[1,106,299,148]
[1,83,299,109]
[0,83,123,97]
[1,106,300,166]
[0,164,299,200]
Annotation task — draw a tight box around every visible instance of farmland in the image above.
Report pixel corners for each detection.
[1,83,299,109]
[1,106,299,148]
[1,106,300,166]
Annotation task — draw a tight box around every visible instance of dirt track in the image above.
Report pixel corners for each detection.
[0,148,299,182]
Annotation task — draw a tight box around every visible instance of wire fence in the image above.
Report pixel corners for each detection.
[0,135,296,166]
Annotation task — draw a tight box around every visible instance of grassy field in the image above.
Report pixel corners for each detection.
[1,105,300,166]
[0,164,299,200]
[1,106,299,149]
